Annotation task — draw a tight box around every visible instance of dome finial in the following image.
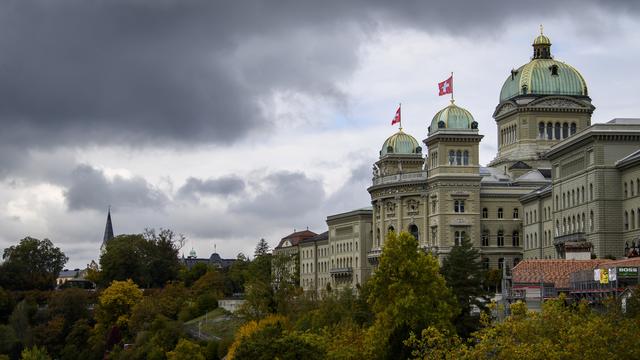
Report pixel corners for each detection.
[540,24,544,35]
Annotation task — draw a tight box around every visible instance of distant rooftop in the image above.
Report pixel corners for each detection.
[607,118,640,124]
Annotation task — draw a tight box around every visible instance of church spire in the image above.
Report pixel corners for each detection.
[102,206,114,250]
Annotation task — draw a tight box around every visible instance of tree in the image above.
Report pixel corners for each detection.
[100,229,183,288]
[240,241,275,320]
[254,239,270,257]
[166,339,205,360]
[0,237,68,290]
[20,346,51,360]
[441,235,491,338]
[366,231,457,359]
[95,279,143,333]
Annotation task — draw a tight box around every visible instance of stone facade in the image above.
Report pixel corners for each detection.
[284,32,640,295]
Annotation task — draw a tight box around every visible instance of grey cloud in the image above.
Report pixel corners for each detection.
[231,171,325,218]
[177,175,246,201]
[0,1,638,153]
[65,164,168,211]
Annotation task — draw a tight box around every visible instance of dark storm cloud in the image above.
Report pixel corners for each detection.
[0,0,638,154]
[231,171,325,218]
[65,164,167,211]
[177,175,246,201]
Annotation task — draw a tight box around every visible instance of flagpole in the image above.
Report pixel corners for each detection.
[451,72,454,102]
[399,103,402,130]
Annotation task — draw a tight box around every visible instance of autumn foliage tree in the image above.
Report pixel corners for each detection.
[0,237,68,290]
[366,231,457,359]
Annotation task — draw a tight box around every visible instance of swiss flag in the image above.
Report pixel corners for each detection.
[438,76,453,96]
[391,106,401,126]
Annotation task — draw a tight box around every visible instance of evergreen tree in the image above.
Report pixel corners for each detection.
[254,238,270,257]
[441,235,491,338]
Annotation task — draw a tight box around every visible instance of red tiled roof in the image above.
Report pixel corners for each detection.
[512,259,614,289]
[600,257,640,269]
[275,230,317,248]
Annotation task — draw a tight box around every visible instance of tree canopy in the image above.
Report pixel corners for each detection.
[0,237,68,290]
[99,229,183,288]
[366,231,457,359]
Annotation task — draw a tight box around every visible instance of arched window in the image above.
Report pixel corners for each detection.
[556,220,560,236]
[481,231,489,246]
[513,208,519,219]
[555,122,561,139]
[625,182,628,198]
[581,213,586,232]
[562,193,566,208]
[497,231,504,247]
[590,211,594,232]
[570,122,577,135]
[534,233,538,248]
[555,195,559,209]
[539,122,545,138]
[590,183,594,200]
[632,210,636,230]
[456,150,462,165]
[581,186,585,203]
[482,208,488,218]
[546,122,553,139]
[498,208,503,219]
[463,151,469,165]
[388,225,395,233]
[562,123,569,138]
[572,189,575,206]
[449,151,455,165]
[512,231,520,247]
[625,211,629,230]
[409,224,419,242]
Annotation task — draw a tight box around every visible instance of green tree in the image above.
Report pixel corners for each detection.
[100,229,183,288]
[0,237,68,290]
[240,241,275,320]
[271,252,301,316]
[254,239,270,257]
[0,324,19,356]
[20,346,50,360]
[441,235,491,338]
[166,338,205,360]
[47,289,91,331]
[366,231,457,359]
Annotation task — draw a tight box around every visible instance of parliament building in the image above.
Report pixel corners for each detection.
[274,31,640,295]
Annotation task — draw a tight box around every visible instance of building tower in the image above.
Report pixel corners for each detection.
[489,28,595,175]
[101,207,114,252]
[368,128,427,265]
[424,100,483,258]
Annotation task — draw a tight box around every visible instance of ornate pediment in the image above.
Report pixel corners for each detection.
[528,97,588,110]
[495,102,516,117]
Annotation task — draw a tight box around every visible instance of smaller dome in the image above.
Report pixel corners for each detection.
[189,248,197,257]
[380,129,421,157]
[533,34,551,46]
[429,101,477,132]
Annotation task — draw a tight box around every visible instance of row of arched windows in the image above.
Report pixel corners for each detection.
[555,211,593,235]
[448,150,470,165]
[525,230,554,250]
[332,257,356,269]
[624,208,640,231]
[501,124,517,146]
[555,184,594,210]
[624,179,640,198]
[538,122,577,140]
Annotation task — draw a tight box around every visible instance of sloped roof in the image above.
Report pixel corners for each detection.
[480,166,512,184]
[276,229,317,249]
[512,259,613,289]
[509,161,532,170]
[300,231,328,245]
[616,148,640,169]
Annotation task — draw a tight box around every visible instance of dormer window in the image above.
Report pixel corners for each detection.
[550,64,559,76]
[387,146,393,153]
[510,69,519,80]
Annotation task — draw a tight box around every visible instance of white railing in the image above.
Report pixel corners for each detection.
[372,171,427,185]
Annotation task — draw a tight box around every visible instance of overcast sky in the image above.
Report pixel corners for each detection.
[1,1,639,268]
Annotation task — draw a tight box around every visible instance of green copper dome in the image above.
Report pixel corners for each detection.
[429,101,477,132]
[380,129,421,157]
[500,32,588,102]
